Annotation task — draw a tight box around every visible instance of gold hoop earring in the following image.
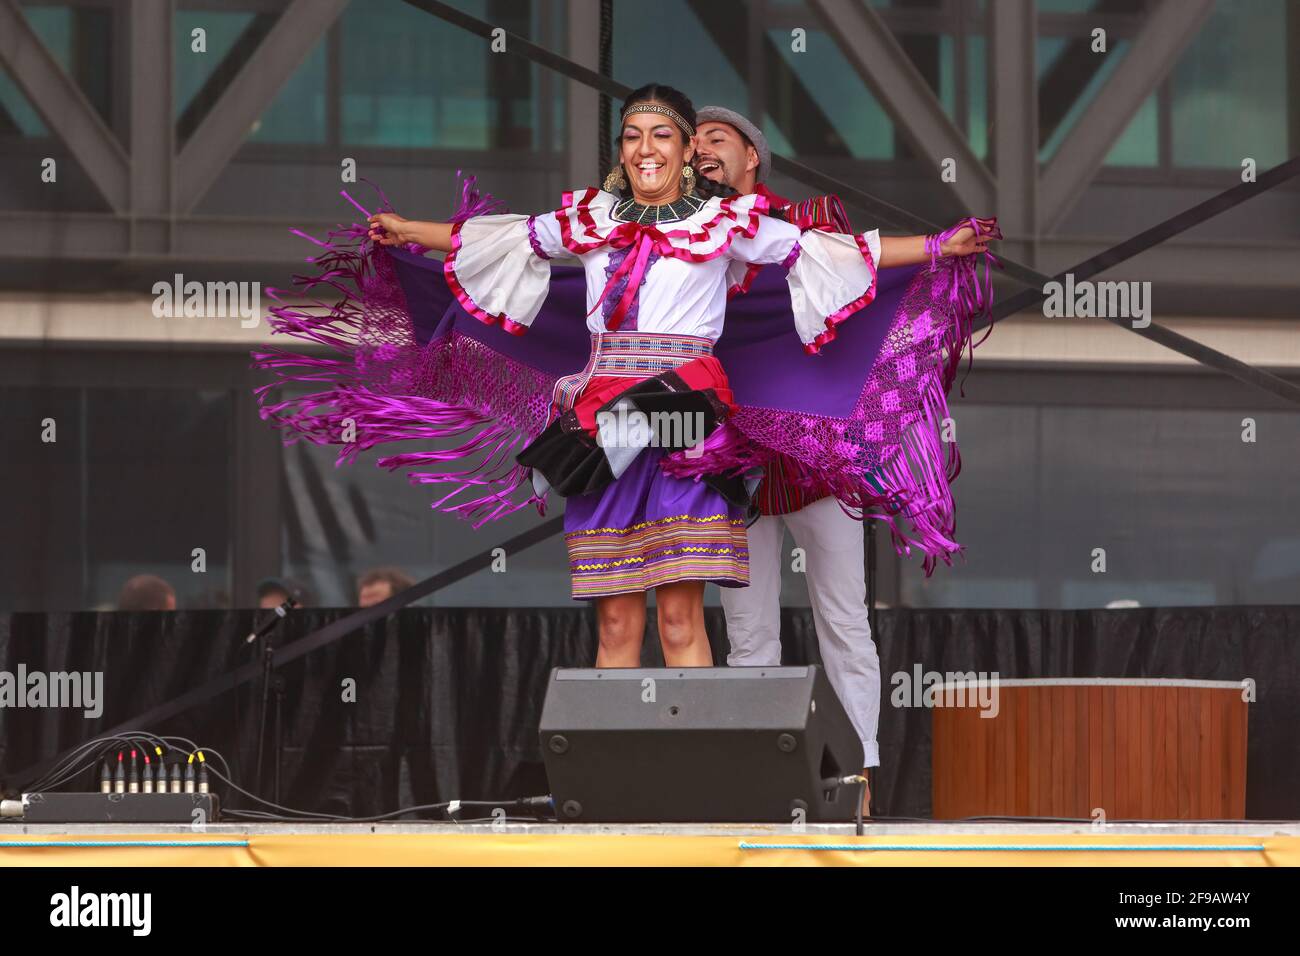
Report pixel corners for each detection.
[680,164,696,196]
[603,165,627,192]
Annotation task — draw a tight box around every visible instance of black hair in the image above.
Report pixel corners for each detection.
[691,176,740,201]
[608,84,698,199]
[618,83,697,144]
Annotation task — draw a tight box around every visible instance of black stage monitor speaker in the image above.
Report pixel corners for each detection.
[539,665,864,823]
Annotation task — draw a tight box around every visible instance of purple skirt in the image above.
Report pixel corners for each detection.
[562,446,749,600]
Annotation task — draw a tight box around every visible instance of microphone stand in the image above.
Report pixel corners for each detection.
[247,599,295,804]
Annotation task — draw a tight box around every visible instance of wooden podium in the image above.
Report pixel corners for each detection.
[932,679,1248,820]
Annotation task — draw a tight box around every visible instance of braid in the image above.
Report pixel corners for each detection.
[691,176,740,201]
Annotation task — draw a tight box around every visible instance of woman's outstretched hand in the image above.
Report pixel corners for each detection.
[941,225,992,258]
[368,212,410,246]
[879,220,998,268]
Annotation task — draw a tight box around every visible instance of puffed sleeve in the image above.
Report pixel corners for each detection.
[525,212,580,263]
[726,213,803,266]
[726,215,883,354]
[722,214,803,300]
[442,212,575,335]
[784,227,882,354]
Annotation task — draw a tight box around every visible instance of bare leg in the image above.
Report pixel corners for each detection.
[655,581,712,667]
[595,592,646,667]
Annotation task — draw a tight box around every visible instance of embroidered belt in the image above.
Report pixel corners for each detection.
[552,331,715,413]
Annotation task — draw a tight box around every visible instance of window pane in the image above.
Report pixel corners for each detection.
[340,0,540,149]
[1,5,112,136]
[967,35,987,160]
[1171,0,1287,168]
[174,11,257,119]
[1037,36,1157,166]
[249,38,327,144]
[0,64,46,137]
[0,387,234,611]
[1103,90,1158,167]
[613,2,748,121]
[768,28,894,159]
[901,403,1300,608]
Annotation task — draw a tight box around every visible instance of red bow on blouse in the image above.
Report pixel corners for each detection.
[585,223,678,331]
[583,194,764,331]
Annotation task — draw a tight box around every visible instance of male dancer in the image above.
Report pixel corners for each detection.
[695,106,881,813]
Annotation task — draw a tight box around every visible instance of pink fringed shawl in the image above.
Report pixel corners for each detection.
[253,180,1001,574]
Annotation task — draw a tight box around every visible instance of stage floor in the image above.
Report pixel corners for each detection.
[2,821,1297,866]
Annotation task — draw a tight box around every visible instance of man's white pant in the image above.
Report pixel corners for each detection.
[721,495,881,767]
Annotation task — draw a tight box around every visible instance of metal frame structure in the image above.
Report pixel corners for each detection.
[0,1,1295,270]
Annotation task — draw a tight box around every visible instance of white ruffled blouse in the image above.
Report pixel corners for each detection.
[440,188,882,354]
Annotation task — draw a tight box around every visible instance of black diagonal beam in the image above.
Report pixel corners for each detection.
[1037,0,1143,150]
[979,156,1300,406]
[176,12,277,147]
[685,0,852,161]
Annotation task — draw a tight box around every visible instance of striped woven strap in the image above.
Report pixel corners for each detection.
[590,332,714,376]
[552,332,715,414]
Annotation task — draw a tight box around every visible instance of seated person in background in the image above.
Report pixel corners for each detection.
[255,577,309,610]
[357,567,416,608]
[117,574,177,611]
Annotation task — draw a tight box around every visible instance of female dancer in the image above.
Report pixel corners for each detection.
[358,83,991,669]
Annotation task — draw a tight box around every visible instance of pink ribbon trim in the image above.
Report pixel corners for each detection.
[801,232,880,356]
[443,218,530,334]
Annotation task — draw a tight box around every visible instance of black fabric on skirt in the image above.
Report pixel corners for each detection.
[516,370,752,509]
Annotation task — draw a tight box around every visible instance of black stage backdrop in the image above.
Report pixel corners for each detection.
[1,606,1297,819]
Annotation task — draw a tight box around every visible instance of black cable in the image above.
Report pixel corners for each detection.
[201,764,342,821]
[17,727,549,828]
[219,808,548,826]
[27,738,119,792]
[204,758,551,824]
[221,809,289,821]
[29,732,171,793]
[30,736,235,809]
[221,799,553,825]
[157,738,233,783]
[597,0,612,175]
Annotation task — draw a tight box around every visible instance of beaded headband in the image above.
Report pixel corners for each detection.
[620,101,695,137]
